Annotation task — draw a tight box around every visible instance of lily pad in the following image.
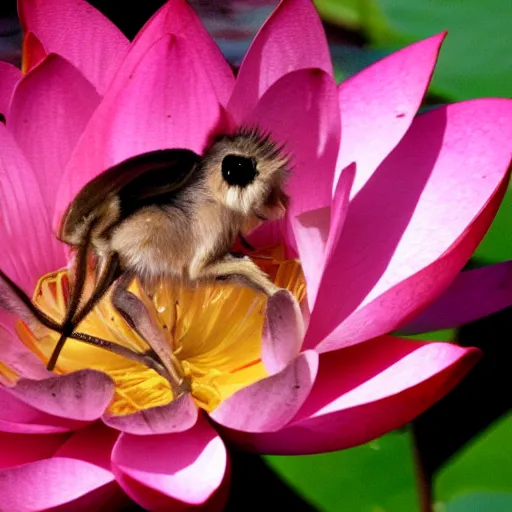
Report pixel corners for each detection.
[265,430,417,512]
[446,492,512,512]
[436,413,512,505]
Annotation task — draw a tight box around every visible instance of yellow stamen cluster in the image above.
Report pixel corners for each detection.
[2,250,305,415]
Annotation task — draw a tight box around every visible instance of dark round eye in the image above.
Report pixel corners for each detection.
[221,155,258,188]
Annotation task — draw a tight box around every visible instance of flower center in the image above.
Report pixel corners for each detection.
[6,249,305,415]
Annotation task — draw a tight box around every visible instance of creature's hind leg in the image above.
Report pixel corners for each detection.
[194,254,280,296]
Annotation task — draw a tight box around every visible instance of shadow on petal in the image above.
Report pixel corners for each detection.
[0,431,68,468]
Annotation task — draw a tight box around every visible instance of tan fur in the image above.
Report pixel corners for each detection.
[64,129,290,296]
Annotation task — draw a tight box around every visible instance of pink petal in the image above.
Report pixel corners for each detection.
[112,415,227,508]
[0,124,65,294]
[21,31,47,75]
[294,163,356,309]
[55,0,235,219]
[319,202,504,352]
[0,386,89,434]
[261,290,305,374]
[8,370,114,421]
[0,62,20,118]
[324,164,358,268]
[56,34,226,225]
[228,0,333,122]
[0,431,68,468]
[335,33,445,195]
[54,423,127,510]
[53,423,128,511]
[18,0,129,94]
[0,323,50,381]
[245,218,287,249]
[305,99,512,352]
[131,0,234,106]
[224,336,480,454]
[210,350,318,432]
[0,457,117,512]
[292,207,330,307]
[103,394,198,435]
[9,54,100,217]
[55,421,119,469]
[243,68,340,216]
[400,260,512,334]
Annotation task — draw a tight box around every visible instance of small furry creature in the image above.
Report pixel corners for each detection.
[0,128,290,371]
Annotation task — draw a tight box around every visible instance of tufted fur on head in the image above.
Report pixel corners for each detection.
[202,127,290,221]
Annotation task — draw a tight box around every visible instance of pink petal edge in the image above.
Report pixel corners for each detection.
[9,53,100,218]
[0,457,117,512]
[399,260,512,334]
[103,393,198,435]
[0,385,90,434]
[0,124,65,293]
[210,350,318,433]
[261,290,305,374]
[294,163,356,310]
[228,0,333,122]
[243,68,340,216]
[18,0,129,94]
[335,32,445,195]
[0,322,50,381]
[131,0,234,106]
[7,370,114,421]
[112,415,227,508]
[221,337,480,454]
[306,99,512,351]
[0,62,20,117]
[55,33,227,227]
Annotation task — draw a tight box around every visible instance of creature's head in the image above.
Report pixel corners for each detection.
[203,128,290,224]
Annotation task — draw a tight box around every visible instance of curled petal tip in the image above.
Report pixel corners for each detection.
[262,289,304,374]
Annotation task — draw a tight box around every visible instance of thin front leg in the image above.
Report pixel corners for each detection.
[0,269,63,332]
[61,229,91,334]
[197,254,280,296]
[0,267,169,376]
[47,252,122,371]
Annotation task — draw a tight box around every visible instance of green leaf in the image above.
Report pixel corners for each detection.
[446,492,512,512]
[265,430,417,512]
[331,44,390,83]
[314,0,362,30]
[367,0,512,101]
[473,188,512,264]
[402,329,455,342]
[316,0,512,101]
[435,413,512,505]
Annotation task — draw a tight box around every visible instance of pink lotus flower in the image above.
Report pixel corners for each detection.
[1,0,512,510]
